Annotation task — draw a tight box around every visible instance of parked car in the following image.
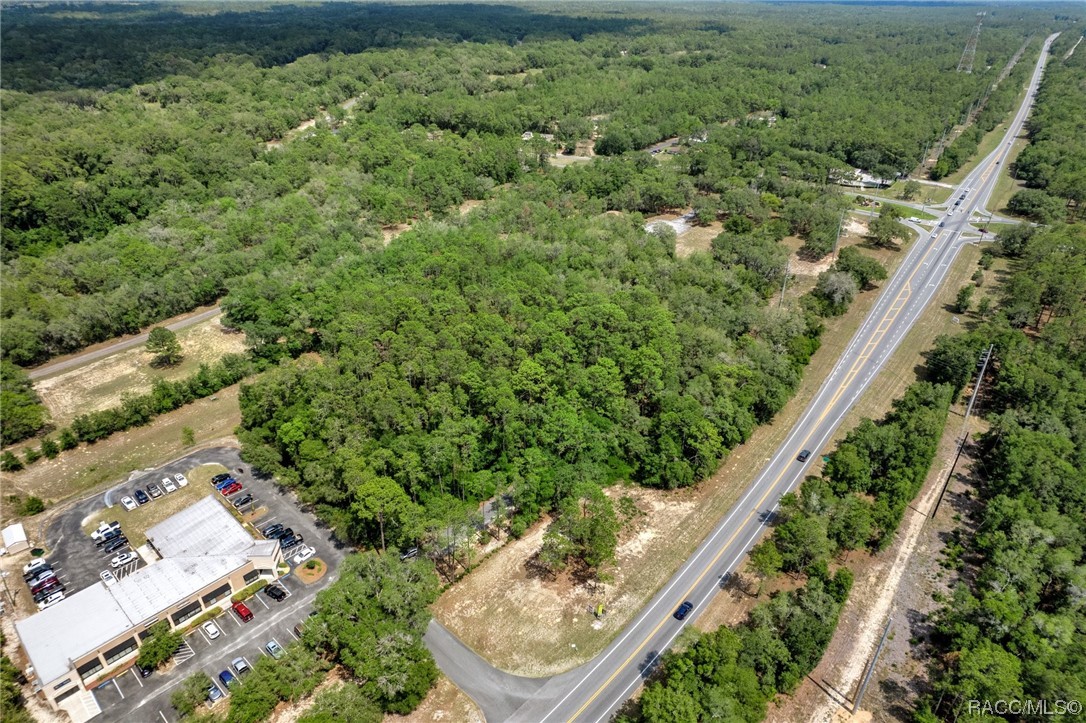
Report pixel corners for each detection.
[31,577,59,594]
[103,537,129,554]
[202,621,222,640]
[136,663,153,678]
[232,493,253,508]
[37,591,65,610]
[174,473,189,487]
[399,547,419,562]
[263,525,288,539]
[262,523,284,537]
[207,684,224,703]
[673,601,694,621]
[91,521,121,541]
[218,670,236,689]
[214,477,237,491]
[33,584,65,603]
[280,535,304,550]
[220,482,243,496]
[211,473,232,485]
[134,489,150,505]
[24,566,53,585]
[27,570,57,587]
[147,484,163,499]
[96,528,123,546]
[111,551,138,568]
[264,641,285,660]
[120,496,138,511]
[231,601,253,622]
[100,570,117,586]
[267,527,292,540]
[263,585,287,602]
[231,658,251,677]
[23,559,51,578]
[163,477,178,493]
[291,546,316,565]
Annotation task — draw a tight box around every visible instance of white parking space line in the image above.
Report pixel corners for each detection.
[130,668,144,687]
[113,678,125,699]
[230,612,242,627]
[199,629,211,645]
[159,710,169,722]
[288,627,300,641]
[254,593,270,610]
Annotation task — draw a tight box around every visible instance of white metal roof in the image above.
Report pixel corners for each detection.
[2,522,28,547]
[145,495,257,558]
[17,495,265,686]
[111,555,248,623]
[15,584,130,685]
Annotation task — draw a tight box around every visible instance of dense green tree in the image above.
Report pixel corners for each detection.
[0,360,47,445]
[171,672,213,718]
[833,246,887,290]
[146,327,183,367]
[298,682,382,723]
[305,552,439,713]
[137,621,183,670]
[869,206,908,247]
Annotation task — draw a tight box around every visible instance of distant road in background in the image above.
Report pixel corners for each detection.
[28,306,222,381]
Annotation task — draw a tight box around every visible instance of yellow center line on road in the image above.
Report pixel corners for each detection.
[567,231,947,722]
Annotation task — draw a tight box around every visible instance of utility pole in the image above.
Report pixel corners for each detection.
[932,344,993,518]
[854,616,893,713]
[778,259,790,309]
[957,13,985,74]
[833,210,846,260]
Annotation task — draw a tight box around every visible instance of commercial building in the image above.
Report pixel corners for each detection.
[14,496,282,711]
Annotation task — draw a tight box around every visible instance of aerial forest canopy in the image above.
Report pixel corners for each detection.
[1,3,1076,535]
[1,2,1050,365]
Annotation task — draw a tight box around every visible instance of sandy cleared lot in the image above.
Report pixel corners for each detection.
[34,315,247,427]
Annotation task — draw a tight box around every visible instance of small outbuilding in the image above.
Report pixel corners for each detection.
[1,523,30,555]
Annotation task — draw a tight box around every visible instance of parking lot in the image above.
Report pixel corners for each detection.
[41,446,348,721]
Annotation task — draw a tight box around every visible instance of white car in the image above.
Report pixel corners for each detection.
[38,591,65,610]
[291,546,316,565]
[120,496,138,511]
[23,558,50,577]
[202,621,222,640]
[174,473,189,488]
[100,570,117,586]
[111,552,138,568]
[162,477,178,493]
[91,521,121,540]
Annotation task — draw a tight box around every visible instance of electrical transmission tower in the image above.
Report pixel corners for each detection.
[957,13,986,73]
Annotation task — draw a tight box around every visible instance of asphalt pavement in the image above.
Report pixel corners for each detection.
[426,32,1061,723]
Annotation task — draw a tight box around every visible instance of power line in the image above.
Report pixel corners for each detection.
[957,13,986,74]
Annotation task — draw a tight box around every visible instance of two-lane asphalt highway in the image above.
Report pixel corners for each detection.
[477,33,1059,723]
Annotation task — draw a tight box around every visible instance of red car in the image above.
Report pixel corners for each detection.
[231,601,253,622]
[31,576,59,594]
[220,482,243,496]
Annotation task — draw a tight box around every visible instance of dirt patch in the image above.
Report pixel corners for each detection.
[548,154,593,168]
[458,199,484,216]
[296,559,328,585]
[382,223,413,246]
[386,675,484,723]
[34,315,247,428]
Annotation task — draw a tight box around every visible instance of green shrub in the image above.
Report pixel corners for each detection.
[230,579,269,603]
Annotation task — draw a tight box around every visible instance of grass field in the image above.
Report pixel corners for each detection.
[81,464,230,547]
[34,315,247,428]
[0,384,242,505]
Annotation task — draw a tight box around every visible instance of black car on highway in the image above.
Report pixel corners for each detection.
[673,601,694,621]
